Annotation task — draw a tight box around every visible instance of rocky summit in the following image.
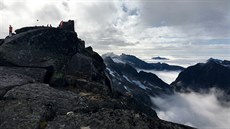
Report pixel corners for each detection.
[0,22,193,129]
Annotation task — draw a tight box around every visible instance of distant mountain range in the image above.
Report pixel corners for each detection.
[152,56,169,60]
[103,53,230,103]
[102,53,184,71]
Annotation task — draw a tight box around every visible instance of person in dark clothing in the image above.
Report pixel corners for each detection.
[9,25,13,36]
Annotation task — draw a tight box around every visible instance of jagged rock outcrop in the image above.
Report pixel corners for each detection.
[61,20,75,32]
[0,24,194,129]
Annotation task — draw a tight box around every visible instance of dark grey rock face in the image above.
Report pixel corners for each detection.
[0,66,47,82]
[0,27,83,69]
[0,27,109,89]
[0,66,47,98]
[0,39,4,46]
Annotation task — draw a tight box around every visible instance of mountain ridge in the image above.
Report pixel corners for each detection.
[102,53,184,71]
[103,56,175,112]
[171,58,230,101]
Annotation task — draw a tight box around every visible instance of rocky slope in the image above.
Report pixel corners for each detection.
[171,58,230,101]
[0,24,193,129]
[103,56,174,109]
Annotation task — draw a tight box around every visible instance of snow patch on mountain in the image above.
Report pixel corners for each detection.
[123,75,131,82]
[106,68,116,77]
[132,80,146,90]
[112,58,125,64]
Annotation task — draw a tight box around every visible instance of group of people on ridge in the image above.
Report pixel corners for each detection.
[8,20,64,37]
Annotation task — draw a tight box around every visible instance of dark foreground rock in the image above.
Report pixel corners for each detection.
[0,66,47,98]
[0,83,193,129]
[0,24,194,129]
[0,39,4,46]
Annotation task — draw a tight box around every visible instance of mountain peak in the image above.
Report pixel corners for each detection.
[206,58,230,69]
[207,58,222,63]
[171,59,230,98]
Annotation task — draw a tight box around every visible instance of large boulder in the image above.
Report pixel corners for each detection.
[0,66,47,82]
[0,66,47,98]
[0,27,110,92]
[0,27,84,69]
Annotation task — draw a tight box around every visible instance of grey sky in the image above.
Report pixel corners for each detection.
[0,0,229,62]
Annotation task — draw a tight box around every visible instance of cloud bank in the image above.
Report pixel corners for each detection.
[151,90,230,129]
[136,69,181,84]
[0,0,229,61]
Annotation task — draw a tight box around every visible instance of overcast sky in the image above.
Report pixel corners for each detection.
[0,0,229,63]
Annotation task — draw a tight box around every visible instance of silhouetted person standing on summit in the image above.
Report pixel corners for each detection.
[59,20,63,28]
[9,25,13,36]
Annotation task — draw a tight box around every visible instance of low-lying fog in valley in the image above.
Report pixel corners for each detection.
[141,61,230,129]
[137,69,181,84]
[150,80,230,129]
